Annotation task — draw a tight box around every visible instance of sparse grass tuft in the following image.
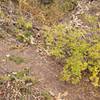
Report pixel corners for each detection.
[8,55,25,64]
[0,69,39,99]
[42,91,52,100]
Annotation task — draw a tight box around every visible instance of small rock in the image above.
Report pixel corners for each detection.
[49,90,55,97]
[6,54,10,58]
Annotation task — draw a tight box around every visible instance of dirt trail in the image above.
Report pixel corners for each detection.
[0,37,100,100]
[0,38,66,93]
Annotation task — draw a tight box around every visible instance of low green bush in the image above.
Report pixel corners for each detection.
[17,17,32,30]
[16,32,34,44]
[44,24,100,86]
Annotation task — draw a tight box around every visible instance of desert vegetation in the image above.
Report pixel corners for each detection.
[0,0,100,100]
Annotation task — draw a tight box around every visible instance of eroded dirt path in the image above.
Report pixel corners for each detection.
[0,37,67,93]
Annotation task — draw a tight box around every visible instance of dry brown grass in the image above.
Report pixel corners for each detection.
[18,0,76,25]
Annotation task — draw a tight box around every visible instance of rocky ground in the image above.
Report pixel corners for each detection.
[0,0,100,100]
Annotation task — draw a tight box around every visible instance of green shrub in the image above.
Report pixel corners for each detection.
[17,17,32,30]
[82,14,98,24]
[44,24,100,86]
[16,32,34,44]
